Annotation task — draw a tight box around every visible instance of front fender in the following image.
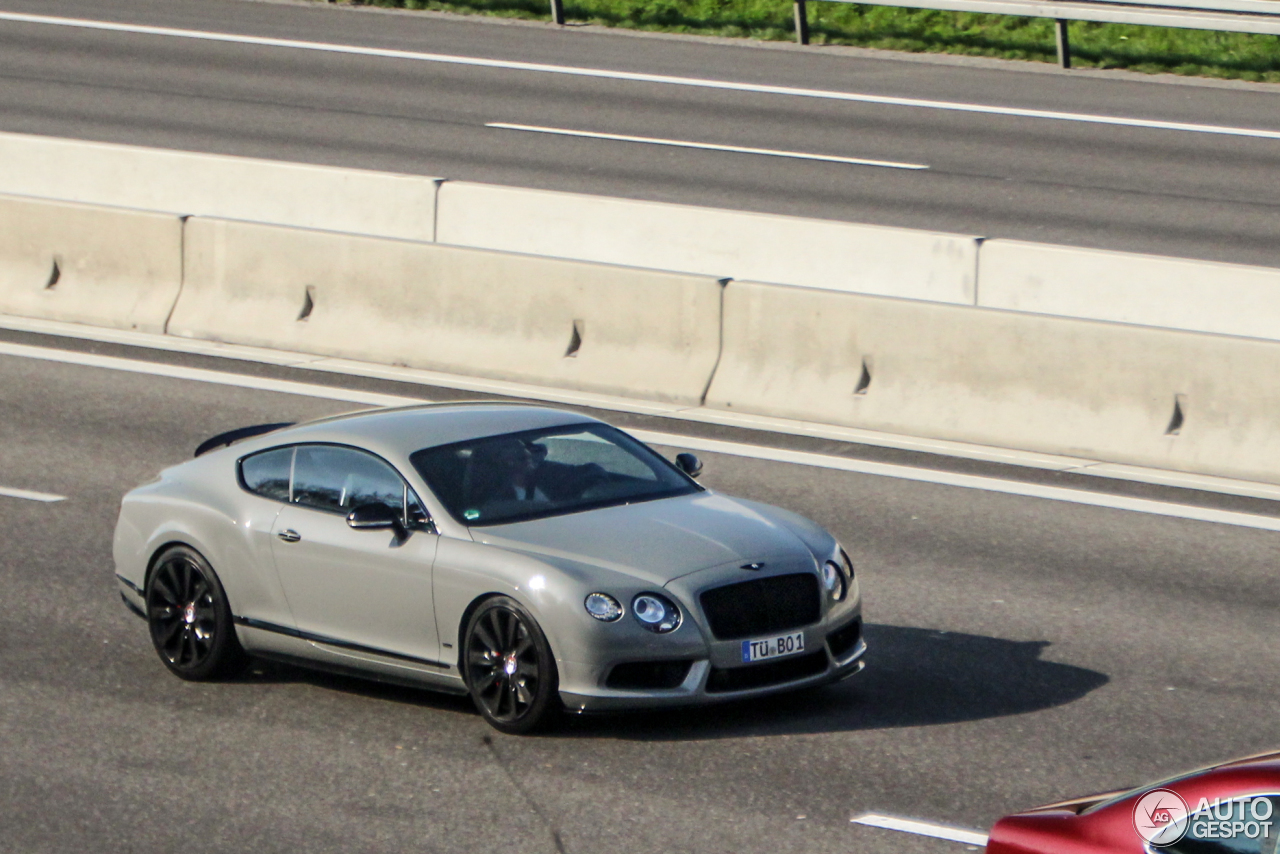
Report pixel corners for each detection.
[432,537,710,675]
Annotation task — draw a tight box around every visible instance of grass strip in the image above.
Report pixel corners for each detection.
[356,0,1280,82]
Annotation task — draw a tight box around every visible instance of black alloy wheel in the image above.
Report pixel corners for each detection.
[146,545,248,680]
[463,597,559,734]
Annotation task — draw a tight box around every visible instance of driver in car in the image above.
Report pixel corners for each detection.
[466,438,605,509]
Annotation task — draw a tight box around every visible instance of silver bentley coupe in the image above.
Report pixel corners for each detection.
[114,404,866,733]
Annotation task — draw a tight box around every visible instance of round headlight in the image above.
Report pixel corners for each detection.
[631,593,681,633]
[584,593,623,622]
[822,561,846,601]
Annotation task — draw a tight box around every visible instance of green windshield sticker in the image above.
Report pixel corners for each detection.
[463,509,481,521]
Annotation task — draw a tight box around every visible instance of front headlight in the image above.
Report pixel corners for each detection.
[631,593,681,633]
[822,560,847,601]
[584,593,624,622]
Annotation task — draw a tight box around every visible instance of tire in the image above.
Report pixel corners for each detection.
[462,596,560,734]
[145,545,249,681]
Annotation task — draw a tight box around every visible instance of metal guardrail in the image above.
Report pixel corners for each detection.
[542,0,1280,68]
[789,0,1280,66]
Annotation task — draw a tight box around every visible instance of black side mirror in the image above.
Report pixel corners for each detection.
[347,502,403,531]
[675,453,703,479]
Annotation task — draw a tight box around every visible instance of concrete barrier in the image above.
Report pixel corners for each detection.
[0,132,440,242]
[0,195,183,333]
[707,280,1280,483]
[170,219,724,404]
[436,182,980,304]
[978,240,1280,341]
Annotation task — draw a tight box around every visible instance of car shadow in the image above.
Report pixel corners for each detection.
[231,623,1108,739]
[557,623,1109,741]
[233,658,478,717]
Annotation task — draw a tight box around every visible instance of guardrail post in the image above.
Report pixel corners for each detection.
[550,0,565,25]
[1055,19,1071,68]
[794,0,810,44]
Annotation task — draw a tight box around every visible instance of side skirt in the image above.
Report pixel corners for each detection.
[232,616,451,670]
[248,650,470,696]
[232,616,467,695]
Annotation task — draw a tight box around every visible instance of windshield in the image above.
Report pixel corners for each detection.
[409,423,700,526]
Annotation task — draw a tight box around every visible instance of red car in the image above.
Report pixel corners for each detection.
[987,750,1280,854]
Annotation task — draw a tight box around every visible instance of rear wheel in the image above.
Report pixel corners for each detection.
[146,545,248,680]
[463,597,560,734]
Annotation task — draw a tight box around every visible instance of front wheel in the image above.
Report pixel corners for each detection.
[463,596,560,734]
[146,545,248,681]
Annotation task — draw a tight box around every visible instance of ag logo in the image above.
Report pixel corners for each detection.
[1133,789,1190,847]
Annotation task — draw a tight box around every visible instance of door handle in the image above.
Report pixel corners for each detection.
[277,529,301,543]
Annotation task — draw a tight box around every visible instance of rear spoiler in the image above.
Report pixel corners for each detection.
[194,423,295,458]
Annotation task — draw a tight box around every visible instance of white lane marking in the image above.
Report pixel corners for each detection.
[853,814,989,847]
[3,11,1280,142]
[628,430,1280,533]
[0,484,66,503]
[0,315,686,416]
[486,123,929,170]
[0,341,417,408]
[5,340,1280,533]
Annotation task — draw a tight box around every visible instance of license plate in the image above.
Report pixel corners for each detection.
[741,631,805,663]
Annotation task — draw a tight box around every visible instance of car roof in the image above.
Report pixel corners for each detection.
[249,402,600,459]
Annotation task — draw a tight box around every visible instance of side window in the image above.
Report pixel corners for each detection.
[291,446,406,516]
[240,447,294,502]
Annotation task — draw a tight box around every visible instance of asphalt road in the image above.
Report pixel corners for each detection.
[2,0,1280,266]
[2,329,1278,854]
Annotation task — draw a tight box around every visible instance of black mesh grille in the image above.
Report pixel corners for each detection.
[699,573,821,640]
[605,660,693,690]
[706,650,829,693]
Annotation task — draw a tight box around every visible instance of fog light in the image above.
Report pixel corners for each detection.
[631,593,681,633]
[584,593,623,622]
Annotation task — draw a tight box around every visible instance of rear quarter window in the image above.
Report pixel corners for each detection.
[239,447,293,502]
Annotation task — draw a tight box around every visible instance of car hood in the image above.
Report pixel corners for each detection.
[471,491,816,586]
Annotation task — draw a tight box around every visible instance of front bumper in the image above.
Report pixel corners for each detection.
[558,616,867,713]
